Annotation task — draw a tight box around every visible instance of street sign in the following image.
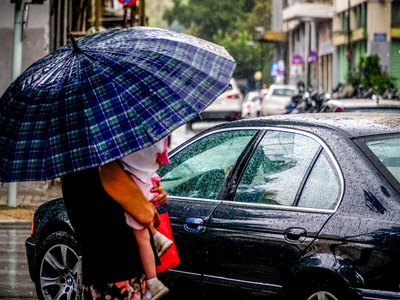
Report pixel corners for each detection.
[270,62,278,77]
[307,52,318,64]
[292,54,303,65]
[118,0,138,5]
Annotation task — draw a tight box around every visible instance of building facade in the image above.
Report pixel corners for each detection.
[282,0,333,91]
[0,0,146,96]
[0,1,50,96]
[332,0,396,88]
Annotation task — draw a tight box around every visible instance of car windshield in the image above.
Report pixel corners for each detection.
[272,89,296,97]
[363,135,400,184]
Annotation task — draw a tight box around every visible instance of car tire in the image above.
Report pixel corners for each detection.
[35,231,81,300]
[299,278,359,300]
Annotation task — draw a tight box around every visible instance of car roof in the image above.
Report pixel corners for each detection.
[210,113,400,138]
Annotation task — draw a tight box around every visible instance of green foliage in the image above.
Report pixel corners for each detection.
[347,54,395,95]
[163,0,273,84]
[163,0,256,42]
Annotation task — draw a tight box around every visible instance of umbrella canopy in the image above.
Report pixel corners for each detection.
[0,27,236,182]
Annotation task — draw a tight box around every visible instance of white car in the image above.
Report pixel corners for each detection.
[200,78,243,121]
[261,84,297,116]
[241,91,261,118]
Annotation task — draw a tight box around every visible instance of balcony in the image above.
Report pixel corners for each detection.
[282,1,333,21]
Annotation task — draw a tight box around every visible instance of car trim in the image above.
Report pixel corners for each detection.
[167,196,222,203]
[354,287,400,300]
[203,274,282,291]
[164,269,202,280]
[167,126,344,213]
[219,200,336,213]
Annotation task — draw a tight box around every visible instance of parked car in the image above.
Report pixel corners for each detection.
[261,84,297,116]
[319,98,400,113]
[241,91,261,118]
[199,78,243,121]
[260,88,269,99]
[26,113,400,300]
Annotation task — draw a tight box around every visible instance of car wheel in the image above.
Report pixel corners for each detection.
[306,291,339,300]
[300,279,359,300]
[35,231,80,300]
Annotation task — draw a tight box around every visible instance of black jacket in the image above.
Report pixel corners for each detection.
[62,167,156,285]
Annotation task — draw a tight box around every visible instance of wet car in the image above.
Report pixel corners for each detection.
[26,113,400,300]
[319,98,400,113]
[241,91,261,118]
[261,84,297,116]
[199,78,243,121]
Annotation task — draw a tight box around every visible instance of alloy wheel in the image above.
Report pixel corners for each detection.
[306,291,339,300]
[39,244,79,300]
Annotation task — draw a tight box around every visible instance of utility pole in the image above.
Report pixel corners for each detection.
[139,0,146,26]
[8,0,26,207]
[347,0,352,72]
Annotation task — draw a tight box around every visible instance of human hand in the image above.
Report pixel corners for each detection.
[153,211,161,228]
[150,183,167,206]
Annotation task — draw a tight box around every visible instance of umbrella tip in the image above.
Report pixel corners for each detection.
[70,34,82,53]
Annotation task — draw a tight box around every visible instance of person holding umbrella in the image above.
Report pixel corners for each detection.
[0,27,236,300]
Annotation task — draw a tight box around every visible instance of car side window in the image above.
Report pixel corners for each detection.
[233,131,320,206]
[159,130,258,199]
[297,150,340,210]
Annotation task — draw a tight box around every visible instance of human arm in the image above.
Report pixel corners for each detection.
[99,160,156,227]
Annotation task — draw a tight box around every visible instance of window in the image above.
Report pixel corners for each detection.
[159,130,257,199]
[366,136,400,183]
[356,3,367,28]
[297,150,340,210]
[233,131,320,206]
[341,11,349,32]
[272,88,296,97]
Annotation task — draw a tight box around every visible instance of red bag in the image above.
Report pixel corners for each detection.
[155,212,180,273]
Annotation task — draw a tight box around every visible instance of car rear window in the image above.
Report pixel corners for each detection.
[364,136,400,184]
[272,89,296,97]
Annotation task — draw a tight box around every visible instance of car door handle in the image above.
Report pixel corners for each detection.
[184,217,204,232]
[284,227,307,243]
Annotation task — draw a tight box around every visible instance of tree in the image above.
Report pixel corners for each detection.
[163,0,273,86]
[164,0,257,42]
[348,54,396,96]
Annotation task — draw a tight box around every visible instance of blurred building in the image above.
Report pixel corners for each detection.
[282,0,333,92]
[270,0,400,93]
[0,0,145,96]
[332,0,394,88]
[0,1,50,95]
[263,0,287,85]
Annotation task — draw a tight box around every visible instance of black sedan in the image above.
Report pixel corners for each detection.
[26,113,400,300]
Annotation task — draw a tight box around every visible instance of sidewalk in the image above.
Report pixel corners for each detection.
[0,181,62,223]
[0,123,203,224]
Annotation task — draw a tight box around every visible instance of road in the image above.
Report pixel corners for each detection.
[0,224,37,299]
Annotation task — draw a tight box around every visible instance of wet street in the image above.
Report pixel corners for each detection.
[0,224,37,299]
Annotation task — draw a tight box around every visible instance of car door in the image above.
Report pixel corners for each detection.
[157,128,259,294]
[203,129,342,298]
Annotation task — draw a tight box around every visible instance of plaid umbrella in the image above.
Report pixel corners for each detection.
[0,27,236,182]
